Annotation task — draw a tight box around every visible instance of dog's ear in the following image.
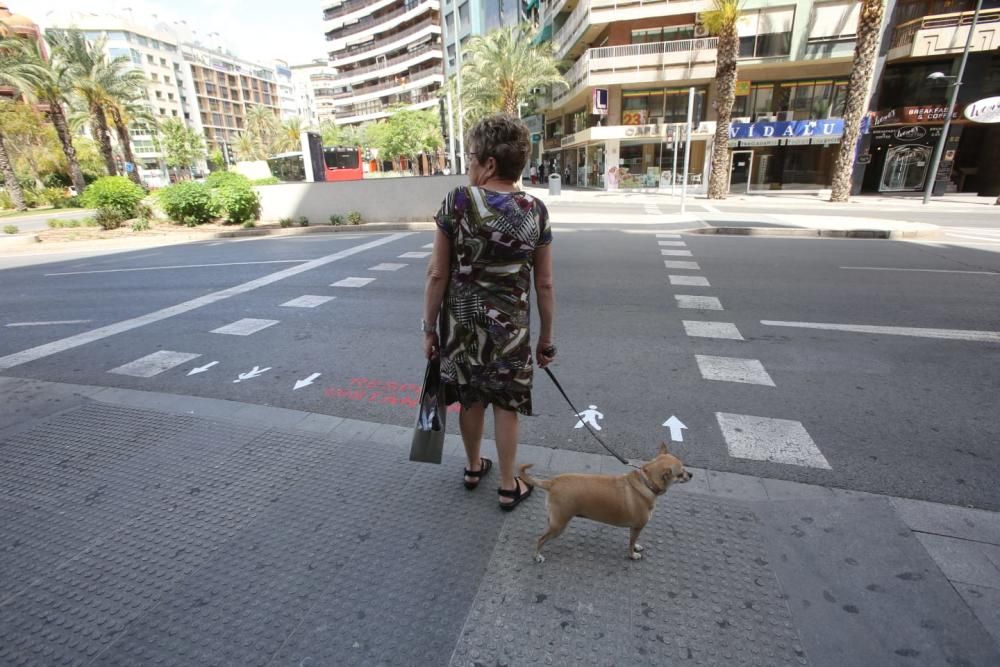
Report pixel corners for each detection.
[659,441,669,455]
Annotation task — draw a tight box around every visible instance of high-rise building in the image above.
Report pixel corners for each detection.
[290,59,341,127]
[440,0,525,76]
[0,3,45,103]
[273,60,299,121]
[538,0,861,193]
[322,0,445,125]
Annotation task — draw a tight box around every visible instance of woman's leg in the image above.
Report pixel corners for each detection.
[460,402,486,484]
[494,406,527,503]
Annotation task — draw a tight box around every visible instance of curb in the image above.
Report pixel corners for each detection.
[210,221,436,238]
[0,234,41,248]
[690,226,936,240]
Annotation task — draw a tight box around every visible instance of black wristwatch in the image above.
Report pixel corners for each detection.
[421,319,436,333]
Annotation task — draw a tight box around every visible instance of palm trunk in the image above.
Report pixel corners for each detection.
[707,24,739,199]
[49,101,87,194]
[110,107,141,185]
[90,101,117,176]
[829,0,885,202]
[0,131,28,211]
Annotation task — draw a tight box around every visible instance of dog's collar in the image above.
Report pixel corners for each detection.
[637,468,663,495]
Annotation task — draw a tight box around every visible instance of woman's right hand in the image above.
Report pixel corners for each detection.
[424,332,439,360]
[536,340,556,368]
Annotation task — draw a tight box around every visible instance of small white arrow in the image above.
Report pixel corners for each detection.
[233,365,271,383]
[662,416,688,442]
[293,372,321,391]
[187,361,219,376]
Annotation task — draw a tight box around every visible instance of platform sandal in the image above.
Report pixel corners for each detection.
[498,477,533,511]
[463,458,493,490]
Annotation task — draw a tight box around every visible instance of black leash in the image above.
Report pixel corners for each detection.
[543,366,637,468]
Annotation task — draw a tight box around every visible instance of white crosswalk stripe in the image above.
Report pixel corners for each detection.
[669,275,710,286]
[661,249,693,257]
[281,295,335,308]
[674,295,723,310]
[716,412,831,469]
[644,204,661,215]
[695,355,774,386]
[656,233,681,238]
[658,241,687,246]
[211,318,280,336]
[664,260,700,270]
[399,251,431,259]
[109,350,200,378]
[422,243,434,248]
[683,320,744,340]
[331,277,376,287]
[369,263,407,271]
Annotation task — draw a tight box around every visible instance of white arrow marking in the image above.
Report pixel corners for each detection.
[234,366,271,383]
[294,372,321,390]
[187,361,219,376]
[662,416,687,442]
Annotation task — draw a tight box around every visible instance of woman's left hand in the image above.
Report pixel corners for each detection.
[423,332,439,360]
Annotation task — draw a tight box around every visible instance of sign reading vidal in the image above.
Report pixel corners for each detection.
[730,119,844,143]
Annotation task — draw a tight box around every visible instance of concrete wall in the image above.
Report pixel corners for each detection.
[256,175,468,223]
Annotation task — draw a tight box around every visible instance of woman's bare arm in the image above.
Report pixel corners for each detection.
[422,229,451,358]
[533,243,556,366]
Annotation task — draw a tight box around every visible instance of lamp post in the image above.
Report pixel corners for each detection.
[922,0,982,204]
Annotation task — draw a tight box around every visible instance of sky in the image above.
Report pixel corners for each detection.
[10,0,330,65]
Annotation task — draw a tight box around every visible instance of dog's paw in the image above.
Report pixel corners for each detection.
[534,553,546,563]
[633,543,644,553]
[629,551,643,561]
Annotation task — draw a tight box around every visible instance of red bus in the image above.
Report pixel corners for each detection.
[267,147,363,182]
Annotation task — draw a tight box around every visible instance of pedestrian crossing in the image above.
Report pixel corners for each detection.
[656,230,832,470]
[938,227,1000,247]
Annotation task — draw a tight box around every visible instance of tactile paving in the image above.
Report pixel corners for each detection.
[450,485,809,666]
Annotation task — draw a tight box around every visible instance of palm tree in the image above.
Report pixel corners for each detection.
[278,117,303,153]
[0,32,45,210]
[829,0,886,202]
[30,34,87,194]
[233,131,265,161]
[101,63,150,185]
[244,104,280,154]
[703,0,742,200]
[460,23,566,117]
[51,29,117,176]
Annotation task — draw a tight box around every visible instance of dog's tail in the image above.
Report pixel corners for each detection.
[519,463,552,491]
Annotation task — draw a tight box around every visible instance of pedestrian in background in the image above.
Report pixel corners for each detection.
[539,161,546,182]
[422,114,557,511]
[529,163,538,184]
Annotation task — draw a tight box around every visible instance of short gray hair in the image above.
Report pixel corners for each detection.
[466,114,531,181]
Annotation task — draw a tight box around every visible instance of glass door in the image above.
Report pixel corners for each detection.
[880,145,931,192]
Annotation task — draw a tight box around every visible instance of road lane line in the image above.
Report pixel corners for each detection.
[674,295,723,310]
[701,203,721,214]
[280,295,335,308]
[716,412,831,469]
[664,260,701,270]
[761,320,1000,343]
[841,266,998,275]
[6,320,92,327]
[0,232,413,371]
[682,321,744,340]
[669,275,710,286]
[695,355,775,386]
[45,259,311,276]
[656,233,682,238]
[211,318,280,336]
[331,277,376,287]
[109,350,200,378]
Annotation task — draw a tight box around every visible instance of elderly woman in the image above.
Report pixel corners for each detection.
[422,114,556,511]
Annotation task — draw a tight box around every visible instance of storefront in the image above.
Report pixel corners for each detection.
[728,119,844,192]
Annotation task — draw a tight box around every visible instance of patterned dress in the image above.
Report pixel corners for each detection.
[434,185,552,416]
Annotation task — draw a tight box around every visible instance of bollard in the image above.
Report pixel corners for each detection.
[548,173,561,196]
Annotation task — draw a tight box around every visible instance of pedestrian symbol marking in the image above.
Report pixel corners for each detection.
[574,405,604,431]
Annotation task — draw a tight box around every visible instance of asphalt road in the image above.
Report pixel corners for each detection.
[1,208,93,233]
[2,222,999,511]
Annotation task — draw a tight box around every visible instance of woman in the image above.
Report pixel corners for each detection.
[423,114,556,511]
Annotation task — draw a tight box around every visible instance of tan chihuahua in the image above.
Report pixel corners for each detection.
[520,443,692,562]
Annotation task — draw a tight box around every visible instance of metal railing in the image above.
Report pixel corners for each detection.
[891,7,1000,49]
[333,65,443,99]
[324,0,389,21]
[330,18,440,62]
[337,44,438,81]
[552,0,590,57]
[326,0,433,41]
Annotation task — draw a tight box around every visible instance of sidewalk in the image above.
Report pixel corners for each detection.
[1,376,998,666]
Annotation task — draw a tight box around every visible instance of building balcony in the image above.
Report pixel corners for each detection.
[552,37,718,109]
[888,7,1000,61]
[333,67,443,105]
[329,18,441,67]
[336,44,440,87]
[326,0,439,46]
[334,96,437,124]
[324,0,391,23]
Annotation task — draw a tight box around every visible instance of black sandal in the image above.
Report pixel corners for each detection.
[498,477,533,512]
[463,458,493,490]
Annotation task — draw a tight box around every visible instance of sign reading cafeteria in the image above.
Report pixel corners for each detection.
[964,96,1000,124]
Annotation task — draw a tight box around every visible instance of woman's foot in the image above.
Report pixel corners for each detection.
[464,458,492,489]
[498,477,533,511]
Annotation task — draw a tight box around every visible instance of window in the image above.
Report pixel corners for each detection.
[622,87,707,125]
[160,57,167,66]
[172,110,178,116]
[135,35,148,46]
[205,82,217,95]
[130,49,142,64]
[738,6,794,58]
[160,108,166,115]
[155,90,162,99]
[809,0,861,39]
[459,3,470,30]
[168,92,174,100]
[212,113,223,126]
[106,31,127,42]
[109,47,131,61]
[164,76,170,84]
[630,25,696,44]
[151,39,160,49]
[732,79,848,120]
[151,73,159,82]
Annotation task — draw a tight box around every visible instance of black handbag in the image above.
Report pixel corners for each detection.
[409,358,446,464]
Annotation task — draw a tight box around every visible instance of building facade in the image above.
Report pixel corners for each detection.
[290,59,341,126]
[322,0,445,125]
[441,0,525,76]
[538,0,863,192]
[857,0,1000,196]
[273,60,299,121]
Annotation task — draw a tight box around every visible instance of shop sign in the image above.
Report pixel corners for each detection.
[522,114,544,134]
[872,106,959,126]
[872,125,942,144]
[963,96,1000,124]
[592,88,609,115]
[735,80,751,96]
[729,119,844,140]
[622,110,648,126]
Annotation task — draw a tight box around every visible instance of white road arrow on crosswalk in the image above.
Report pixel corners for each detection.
[234,366,271,383]
[294,372,321,390]
[187,361,219,376]
[662,416,687,442]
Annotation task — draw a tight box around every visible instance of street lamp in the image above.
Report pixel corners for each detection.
[922,0,983,204]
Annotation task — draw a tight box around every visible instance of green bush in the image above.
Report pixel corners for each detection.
[3,224,18,234]
[251,176,280,185]
[0,190,12,209]
[279,217,293,228]
[347,211,362,225]
[131,218,150,232]
[204,171,251,190]
[297,216,309,227]
[43,172,71,188]
[329,214,344,226]
[47,218,64,229]
[80,176,145,218]
[80,218,99,227]
[241,220,255,229]
[41,187,75,208]
[215,182,260,225]
[93,207,125,230]
[157,182,219,226]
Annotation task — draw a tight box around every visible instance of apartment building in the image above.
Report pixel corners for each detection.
[539,0,862,192]
[274,60,299,121]
[322,0,445,125]
[441,0,525,75]
[291,59,342,126]
[858,0,1000,196]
